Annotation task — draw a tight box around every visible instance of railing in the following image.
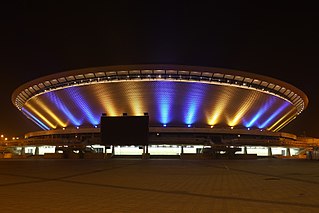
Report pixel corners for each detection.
[2,136,319,148]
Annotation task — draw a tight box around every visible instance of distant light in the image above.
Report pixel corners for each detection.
[76,126,80,129]
[210,125,214,128]
[94,125,98,128]
[187,124,191,128]
[247,128,250,130]
[62,127,65,130]
[230,126,234,129]
[156,133,160,136]
[237,135,241,137]
[163,124,167,127]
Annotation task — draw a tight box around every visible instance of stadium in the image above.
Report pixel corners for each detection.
[10,64,310,158]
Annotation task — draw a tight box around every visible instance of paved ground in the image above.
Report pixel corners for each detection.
[0,158,319,213]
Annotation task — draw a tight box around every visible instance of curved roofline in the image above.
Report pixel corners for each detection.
[12,64,309,112]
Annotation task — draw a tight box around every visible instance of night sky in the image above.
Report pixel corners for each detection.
[1,1,318,138]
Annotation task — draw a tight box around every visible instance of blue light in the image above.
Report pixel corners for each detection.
[22,108,50,130]
[245,111,263,128]
[156,82,175,124]
[185,103,196,125]
[259,102,290,129]
[66,87,100,125]
[183,83,207,125]
[244,98,275,128]
[46,92,81,126]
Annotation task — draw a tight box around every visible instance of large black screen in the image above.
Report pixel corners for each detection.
[100,115,149,145]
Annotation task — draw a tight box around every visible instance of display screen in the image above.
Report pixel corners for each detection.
[100,115,149,145]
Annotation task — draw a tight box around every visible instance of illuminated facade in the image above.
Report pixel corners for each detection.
[12,64,308,147]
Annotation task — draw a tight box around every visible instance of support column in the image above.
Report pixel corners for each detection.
[181,145,184,155]
[21,147,25,155]
[142,145,150,159]
[35,146,39,155]
[243,146,247,155]
[268,147,272,157]
[111,145,115,156]
[286,148,291,156]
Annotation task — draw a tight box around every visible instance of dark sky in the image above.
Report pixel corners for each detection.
[1,1,319,138]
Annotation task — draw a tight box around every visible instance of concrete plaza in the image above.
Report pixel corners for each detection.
[0,158,319,212]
